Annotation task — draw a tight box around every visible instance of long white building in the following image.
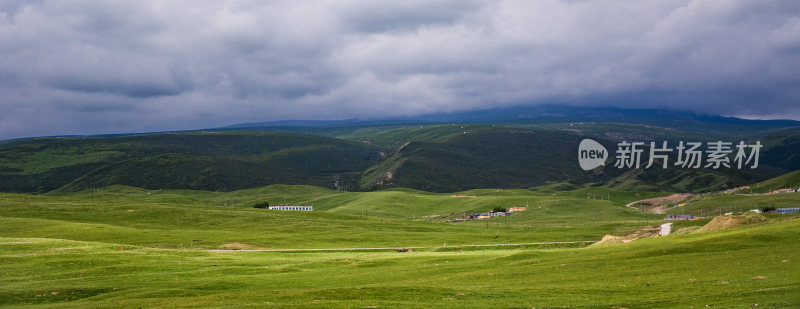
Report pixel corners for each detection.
[268,205,313,211]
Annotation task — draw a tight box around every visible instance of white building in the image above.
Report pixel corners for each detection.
[268,205,313,211]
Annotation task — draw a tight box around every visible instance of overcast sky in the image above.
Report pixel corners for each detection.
[1,1,799,140]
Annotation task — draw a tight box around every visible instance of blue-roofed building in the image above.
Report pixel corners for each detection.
[666,214,694,220]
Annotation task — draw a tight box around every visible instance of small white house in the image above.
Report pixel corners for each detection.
[268,205,313,211]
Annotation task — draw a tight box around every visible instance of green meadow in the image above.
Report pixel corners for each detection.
[1,185,799,307]
[0,186,655,249]
[1,218,798,308]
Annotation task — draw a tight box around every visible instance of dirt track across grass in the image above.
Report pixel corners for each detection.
[626,193,691,214]
[207,241,597,252]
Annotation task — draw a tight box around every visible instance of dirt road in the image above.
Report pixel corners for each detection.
[208,240,597,252]
[627,193,691,214]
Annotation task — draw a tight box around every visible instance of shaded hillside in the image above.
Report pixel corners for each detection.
[0,132,380,193]
[601,167,783,193]
[344,124,479,149]
[0,123,794,194]
[359,126,608,192]
[761,129,800,171]
[526,123,721,144]
[359,125,787,193]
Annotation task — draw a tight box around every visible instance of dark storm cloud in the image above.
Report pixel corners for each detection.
[1,0,799,140]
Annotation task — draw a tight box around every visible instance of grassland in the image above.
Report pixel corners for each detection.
[2,112,800,307]
[1,214,797,307]
[1,184,799,307]
[0,185,657,249]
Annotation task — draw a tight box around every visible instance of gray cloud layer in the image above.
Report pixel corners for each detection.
[1,1,799,139]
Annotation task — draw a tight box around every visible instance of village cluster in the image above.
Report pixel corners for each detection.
[666,185,799,220]
[260,201,533,223]
[449,206,528,222]
[717,185,800,195]
[666,206,799,221]
[259,186,799,221]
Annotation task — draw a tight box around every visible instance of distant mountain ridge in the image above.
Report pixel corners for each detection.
[222,119,363,128]
[2,105,799,194]
[403,105,800,126]
[4,105,798,143]
[223,105,800,136]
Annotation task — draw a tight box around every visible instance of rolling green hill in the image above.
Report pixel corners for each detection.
[0,184,656,249]
[750,170,800,193]
[625,170,800,218]
[1,123,796,194]
[359,125,601,192]
[339,124,478,149]
[3,106,800,307]
[670,192,800,217]
[0,132,380,193]
[357,124,785,193]
[602,165,783,193]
